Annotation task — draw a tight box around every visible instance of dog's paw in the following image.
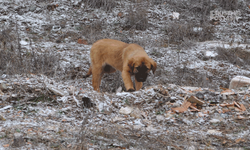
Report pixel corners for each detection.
[127,88,135,92]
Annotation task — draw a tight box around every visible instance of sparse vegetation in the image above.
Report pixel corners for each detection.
[84,0,117,12]
[123,5,149,31]
[216,47,250,68]
[164,21,214,45]
[0,48,59,76]
[0,0,250,149]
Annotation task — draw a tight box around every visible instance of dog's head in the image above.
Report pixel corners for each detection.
[128,57,157,82]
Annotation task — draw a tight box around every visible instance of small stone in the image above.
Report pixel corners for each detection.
[111,116,126,122]
[133,125,142,130]
[0,83,7,91]
[222,94,227,100]
[130,108,141,118]
[156,115,165,122]
[207,129,221,135]
[47,84,66,96]
[12,133,25,147]
[0,114,6,121]
[68,86,76,95]
[29,6,37,12]
[209,118,221,123]
[165,113,173,119]
[0,90,4,95]
[116,86,122,93]
[203,50,218,58]
[172,103,180,107]
[195,92,204,99]
[187,145,196,150]
[146,125,158,132]
[119,106,133,115]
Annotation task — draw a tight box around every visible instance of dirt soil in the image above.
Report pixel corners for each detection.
[0,0,250,149]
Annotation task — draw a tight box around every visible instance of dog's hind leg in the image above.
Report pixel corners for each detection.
[92,66,104,92]
[83,66,92,78]
[135,79,143,91]
[103,64,116,74]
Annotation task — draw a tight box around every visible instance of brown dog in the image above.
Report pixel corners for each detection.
[84,39,157,92]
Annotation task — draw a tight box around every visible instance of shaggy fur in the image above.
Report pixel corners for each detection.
[84,39,157,92]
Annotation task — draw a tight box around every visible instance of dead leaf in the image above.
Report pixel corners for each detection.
[67,144,72,148]
[235,107,242,112]
[237,115,245,120]
[189,105,200,111]
[221,89,234,95]
[222,108,230,113]
[222,140,227,144]
[117,12,123,17]
[77,39,88,45]
[240,104,246,111]
[220,87,228,90]
[235,138,242,143]
[172,101,191,113]
[62,119,66,122]
[220,103,229,107]
[213,21,219,25]
[187,96,205,105]
[27,128,32,132]
[3,144,9,147]
[233,101,241,108]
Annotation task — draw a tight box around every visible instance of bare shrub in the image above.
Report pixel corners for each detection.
[84,0,117,12]
[0,48,59,76]
[216,47,250,68]
[123,5,149,31]
[219,0,238,10]
[150,0,165,5]
[0,28,16,51]
[80,20,105,44]
[164,21,214,45]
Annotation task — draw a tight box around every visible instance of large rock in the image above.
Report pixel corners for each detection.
[119,106,133,115]
[229,76,250,89]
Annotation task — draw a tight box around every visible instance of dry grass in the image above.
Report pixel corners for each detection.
[0,48,59,76]
[219,0,238,10]
[0,28,59,76]
[216,47,250,68]
[123,5,149,31]
[84,0,117,12]
[164,21,214,45]
[79,20,105,44]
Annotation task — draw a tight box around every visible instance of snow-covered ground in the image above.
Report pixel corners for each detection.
[0,0,250,149]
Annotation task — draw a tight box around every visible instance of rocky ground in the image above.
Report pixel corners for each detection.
[0,0,250,149]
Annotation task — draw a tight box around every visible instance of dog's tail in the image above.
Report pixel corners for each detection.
[83,67,92,78]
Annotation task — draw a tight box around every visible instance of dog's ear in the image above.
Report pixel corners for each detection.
[128,58,135,73]
[150,59,157,74]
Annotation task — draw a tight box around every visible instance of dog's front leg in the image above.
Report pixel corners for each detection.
[122,71,135,92]
[135,79,143,91]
